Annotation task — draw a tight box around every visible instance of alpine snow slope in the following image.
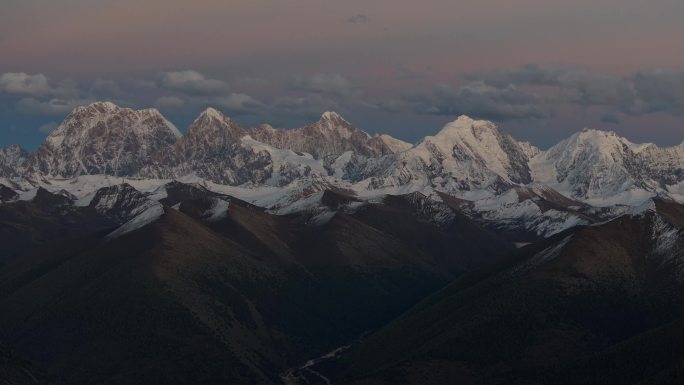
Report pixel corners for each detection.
[4,101,684,241]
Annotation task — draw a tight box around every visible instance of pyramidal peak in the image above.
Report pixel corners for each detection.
[319,111,351,126]
[321,111,343,120]
[200,107,229,121]
[434,115,498,139]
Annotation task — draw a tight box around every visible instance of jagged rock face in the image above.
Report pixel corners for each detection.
[250,111,394,159]
[360,116,534,193]
[637,142,684,187]
[0,144,28,177]
[531,129,684,201]
[9,101,684,209]
[176,108,247,157]
[142,108,272,185]
[89,184,157,222]
[532,129,641,199]
[518,141,541,159]
[25,102,181,178]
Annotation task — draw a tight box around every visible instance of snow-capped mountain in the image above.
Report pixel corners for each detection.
[250,111,395,160]
[6,101,684,241]
[24,102,181,178]
[143,108,273,185]
[530,128,684,205]
[359,116,535,195]
[531,129,644,203]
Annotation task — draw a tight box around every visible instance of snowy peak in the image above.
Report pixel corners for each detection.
[182,107,246,147]
[46,101,181,148]
[544,128,635,168]
[311,111,356,136]
[320,111,348,124]
[249,112,393,159]
[434,115,487,136]
[414,115,533,186]
[201,107,227,121]
[26,101,181,177]
[530,127,664,203]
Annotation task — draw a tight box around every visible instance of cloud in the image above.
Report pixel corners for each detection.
[627,69,684,115]
[157,70,230,95]
[347,14,370,24]
[15,98,93,116]
[0,73,82,99]
[465,64,634,106]
[214,93,262,113]
[0,73,52,96]
[288,73,358,96]
[153,96,185,109]
[268,94,341,123]
[38,121,59,134]
[460,65,684,118]
[397,82,550,121]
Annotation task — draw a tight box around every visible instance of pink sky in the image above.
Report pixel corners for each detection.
[1,0,684,148]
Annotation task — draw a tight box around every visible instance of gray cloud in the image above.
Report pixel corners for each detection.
[397,82,551,121]
[347,14,369,24]
[268,94,341,123]
[214,93,263,114]
[453,65,684,120]
[288,73,359,97]
[628,69,684,115]
[465,65,634,106]
[157,70,230,95]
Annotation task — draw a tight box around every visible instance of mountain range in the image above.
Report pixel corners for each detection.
[3,101,684,240]
[2,101,684,384]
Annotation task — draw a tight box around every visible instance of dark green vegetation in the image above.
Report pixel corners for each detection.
[326,198,684,385]
[0,184,511,385]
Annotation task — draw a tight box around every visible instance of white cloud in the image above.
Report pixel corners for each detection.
[0,72,52,96]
